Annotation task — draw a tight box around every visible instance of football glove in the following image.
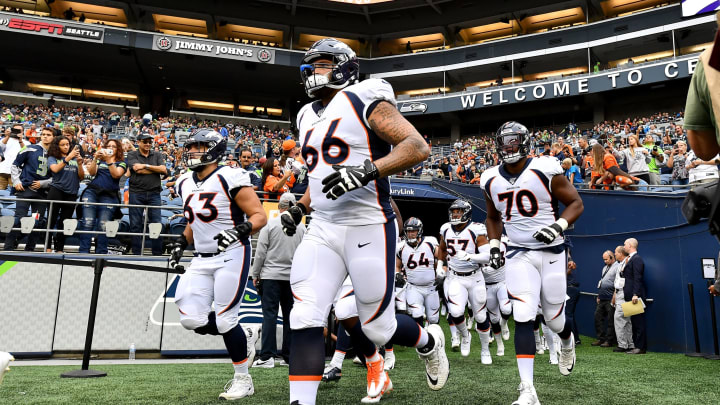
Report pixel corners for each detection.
[488,239,505,269]
[321,159,379,200]
[394,272,406,288]
[214,221,253,253]
[454,250,470,261]
[532,218,568,245]
[435,259,446,279]
[281,203,307,236]
[169,234,188,271]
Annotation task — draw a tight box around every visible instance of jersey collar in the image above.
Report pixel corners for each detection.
[192,165,222,185]
[499,157,533,184]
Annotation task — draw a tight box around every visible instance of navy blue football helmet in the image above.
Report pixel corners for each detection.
[496,121,530,164]
[182,129,227,171]
[449,199,472,225]
[300,38,359,97]
[403,217,424,245]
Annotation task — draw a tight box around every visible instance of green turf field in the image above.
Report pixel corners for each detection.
[1,324,719,405]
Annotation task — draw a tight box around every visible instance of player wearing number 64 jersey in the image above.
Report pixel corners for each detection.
[480,121,583,405]
[171,129,267,401]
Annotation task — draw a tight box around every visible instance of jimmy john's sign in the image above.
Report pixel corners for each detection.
[152,34,275,64]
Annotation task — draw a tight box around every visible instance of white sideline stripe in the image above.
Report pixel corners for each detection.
[12,358,232,366]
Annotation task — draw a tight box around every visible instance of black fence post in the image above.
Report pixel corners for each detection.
[686,283,705,357]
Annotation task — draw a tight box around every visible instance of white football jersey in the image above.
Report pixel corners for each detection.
[177,166,252,254]
[297,78,397,225]
[440,222,487,273]
[397,236,438,286]
[480,156,565,249]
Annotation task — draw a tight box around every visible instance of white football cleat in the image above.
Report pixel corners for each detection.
[417,324,449,391]
[558,333,576,376]
[0,352,14,385]
[501,320,510,341]
[460,333,472,357]
[496,336,505,356]
[383,350,395,370]
[244,325,260,366]
[512,381,540,405]
[353,356,363,365]
[451,333,460,352]
[219,374,254,400]
[549,351,558,365]
[252,358,275,368]
[361,372,393,403]
[480,349,492,365]
[535,338,544,355]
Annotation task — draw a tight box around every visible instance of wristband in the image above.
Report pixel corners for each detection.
[489,239,501,249]
[297,202,308,215]
[177,234,189,249]
[554,218,569,232]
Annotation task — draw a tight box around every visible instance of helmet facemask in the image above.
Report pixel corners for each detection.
[183,142,214,171]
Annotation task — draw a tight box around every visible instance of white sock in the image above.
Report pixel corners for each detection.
[456,320,470,337]
[365,350,381,363]
[541,324,557,353]
[233,359,249,377]
[478,329,491,351]
[449,324,458,337]
[330,350,346,370]
[534,329,541,346]
[290,380,320,405]
[501,318,508,330]
[495,332,504,349]
[517,357,534,385]
[416,327,429,348]
[560,335,573,349]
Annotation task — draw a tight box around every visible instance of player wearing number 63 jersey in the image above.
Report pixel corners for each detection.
[283,38,448,405]
[172,129,267,401]
[396,217,440,326]
[437,200,493,364]
[480,121,583,405]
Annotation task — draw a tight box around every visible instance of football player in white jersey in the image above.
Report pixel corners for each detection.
[437,199,494,364]
[280,38,448,405]
[454,236,512,357]
[168,129,267,401]
[480,121,584,405]
[396,217,441,326]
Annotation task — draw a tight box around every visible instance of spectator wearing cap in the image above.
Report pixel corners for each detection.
[127,133,167,255]
[251,193,305,367]
[281,140,308,194]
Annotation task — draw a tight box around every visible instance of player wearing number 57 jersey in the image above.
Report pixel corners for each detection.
[437,200,494,364]
[171,129,267,401]
[280,38,448,405]
[396,217,440,326]
[480,121,583,405]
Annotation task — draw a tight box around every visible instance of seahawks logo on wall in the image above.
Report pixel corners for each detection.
[149,275,282,326]
[399,102,428,113]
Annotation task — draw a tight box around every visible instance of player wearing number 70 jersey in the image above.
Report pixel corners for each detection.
[480,121,583,405]
[170,129,267,401]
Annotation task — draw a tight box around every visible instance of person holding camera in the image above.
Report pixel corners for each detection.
[261,157,291,200]
[4,128,54,251]
[0,124,26,190]
[79,139,126,254]
[665,140,690,186]
[46,136,84,252]
[127,133,167,256]
[641,134,665,185]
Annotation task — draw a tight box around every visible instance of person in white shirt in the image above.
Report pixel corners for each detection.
[0,125,25,190]
[685,150,719,186]
[611,246,635,352]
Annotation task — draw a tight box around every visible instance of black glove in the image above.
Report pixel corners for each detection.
[214,221,253,253]
[169,234,188,271]
[533,223,563,244]
[255,278,263,296]
[394,272,406,288]
[321,159,379,200]
[489,247,505,269]
[281,203,307,236]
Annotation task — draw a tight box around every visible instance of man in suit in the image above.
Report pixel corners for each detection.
[623,238,647,354]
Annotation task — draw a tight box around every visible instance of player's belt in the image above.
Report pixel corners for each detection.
[195,252,218,257]
[451,269,479,277]
[485,281,499,285]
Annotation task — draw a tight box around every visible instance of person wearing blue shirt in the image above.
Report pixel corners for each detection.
[47,136,85,253]
[4,128,54,251]
[79,139,127,254]
[562,158,583,186]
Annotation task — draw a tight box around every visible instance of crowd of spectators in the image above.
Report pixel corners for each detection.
[404,111,720,190]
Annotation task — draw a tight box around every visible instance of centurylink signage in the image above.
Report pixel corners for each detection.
[398,55,700,116]
[152,34,275,64]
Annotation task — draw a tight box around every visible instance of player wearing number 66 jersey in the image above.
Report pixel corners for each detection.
[396,217,440,326]
[282,38,448,405]
[437,200,493,364]
[480,121,583,405]
[172,129,267,401]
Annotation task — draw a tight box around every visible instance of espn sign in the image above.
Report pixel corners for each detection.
[0,12,104,42]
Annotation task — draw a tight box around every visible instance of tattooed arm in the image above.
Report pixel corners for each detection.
[367,101,430,178]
